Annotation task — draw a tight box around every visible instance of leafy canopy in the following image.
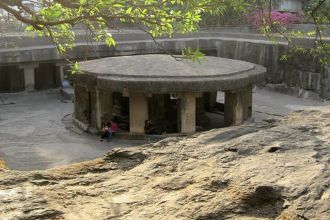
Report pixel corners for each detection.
[0,0,249,59]
[0,0,329,65]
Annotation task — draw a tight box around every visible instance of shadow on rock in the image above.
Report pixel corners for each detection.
[197,185,285,220]
[103,149,147,170]
[241,185,284,218]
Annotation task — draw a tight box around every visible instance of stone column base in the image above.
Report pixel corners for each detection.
[129,95,149,134]
[178,92,201,134]
[19,64,38,91]
[224,85,252,126]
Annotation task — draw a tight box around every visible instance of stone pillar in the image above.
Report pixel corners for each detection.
[89,89,114,129]
[179,93,197,134]
[74,84,83,121]
[74,84,90,124]
[224,85,252,126]
[19,64,38,91]
[129,95,149,134]
[95,89,102,129]
[321,64,330,99]
[56,63,65,87]
[100,90,113,123]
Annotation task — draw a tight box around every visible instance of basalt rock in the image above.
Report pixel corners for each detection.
[1,108,330,219]
[0,159,7,170]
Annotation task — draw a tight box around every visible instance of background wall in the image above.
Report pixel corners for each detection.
[0,31,329,99]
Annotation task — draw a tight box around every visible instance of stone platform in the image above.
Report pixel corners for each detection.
[77,54,266,92]
[74,55,267,134]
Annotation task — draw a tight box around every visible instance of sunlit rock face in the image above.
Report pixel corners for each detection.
[0,107,330,219]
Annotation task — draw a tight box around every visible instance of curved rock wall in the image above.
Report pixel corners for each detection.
[0,32,329,98]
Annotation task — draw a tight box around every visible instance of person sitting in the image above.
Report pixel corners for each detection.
[100,122,112,141]
[144,120,157,135]
[110,120,119,134]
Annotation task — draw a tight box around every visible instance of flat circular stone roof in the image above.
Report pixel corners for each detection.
[80,54,255,78]
[76,54,267,92]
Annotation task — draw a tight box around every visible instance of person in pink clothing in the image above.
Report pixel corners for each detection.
[110,120,119,134]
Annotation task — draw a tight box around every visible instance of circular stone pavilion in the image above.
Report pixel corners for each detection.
[73,54,266,134]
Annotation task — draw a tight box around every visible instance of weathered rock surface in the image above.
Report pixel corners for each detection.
[0,108,329,220]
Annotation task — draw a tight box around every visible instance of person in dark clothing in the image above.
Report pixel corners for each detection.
[100,122,112,141]
[144,120,157,135]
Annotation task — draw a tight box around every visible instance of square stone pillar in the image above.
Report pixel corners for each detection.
[179,93,198,134]
[321,64,330,99]
[56,63,66,87]
[95,89,102,129]
[224,85,252,126]
[129,95,149,134]
[19,64,38,91]
[74,84,91,124]
[90,89,114,130]
[100,90,113,124]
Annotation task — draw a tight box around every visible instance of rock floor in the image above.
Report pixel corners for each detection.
[0,88,328,171]
[0,90,148,171]
[0,106,329,219]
